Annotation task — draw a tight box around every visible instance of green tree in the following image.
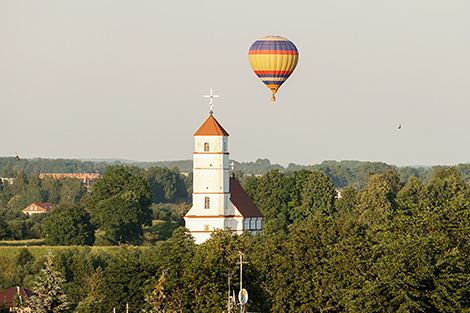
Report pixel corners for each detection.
[29,251,69,313]
[0,216,10,239]
[308,161,354,189]
[295,171,336,221]
[59,177,87,205]
[149,227,196,312]
[253,217,371,312]
[75,267,108,313]
[142,166,186,203]
[356,203,470,312]
[396,176,426,213]
[188,230,255,312]
[335,185,359,220]
[88,167,152,245]
[44,206,95,246]
[52,248,106,311]
[0,303,8,313]
[356,169,402,227]
[425,167,470,208]
[244,169,291,234]
[101,248,157,312]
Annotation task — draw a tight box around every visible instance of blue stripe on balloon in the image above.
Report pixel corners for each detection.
[249,40,297,52]
[256,74,291,78]
[259,80,287,85]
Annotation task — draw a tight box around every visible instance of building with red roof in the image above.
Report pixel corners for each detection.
[0,286,37,311]
[22,201,54,215]
[184,111,263,243]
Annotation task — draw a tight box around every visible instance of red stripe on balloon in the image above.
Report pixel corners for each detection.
[254,70,293,75]
[248,50,299,55]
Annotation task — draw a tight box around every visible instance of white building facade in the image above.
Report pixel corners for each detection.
[184,114,263,244]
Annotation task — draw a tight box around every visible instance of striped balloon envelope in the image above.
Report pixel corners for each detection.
[248,36,299,101]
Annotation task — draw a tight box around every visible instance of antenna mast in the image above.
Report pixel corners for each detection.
[236,252,249,313]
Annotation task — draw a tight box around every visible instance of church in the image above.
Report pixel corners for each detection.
[184,106,263,244]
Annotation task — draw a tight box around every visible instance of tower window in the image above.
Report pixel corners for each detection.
[204,196,210,209]
[204,142,209,152]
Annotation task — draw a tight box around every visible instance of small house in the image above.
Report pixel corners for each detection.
[22,201,54,215]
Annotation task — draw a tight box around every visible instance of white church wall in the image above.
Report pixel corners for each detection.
[193,169,229,193]
[191,193,227,215]
[195,136,227,153]
[193,153,227,169]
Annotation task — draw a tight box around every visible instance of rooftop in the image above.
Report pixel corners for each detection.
[194,115,229,136]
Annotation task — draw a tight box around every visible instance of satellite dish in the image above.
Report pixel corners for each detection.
[238,288,248,305]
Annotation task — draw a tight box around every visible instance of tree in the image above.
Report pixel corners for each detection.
[0,216,10,239]
[144,272,168,313]
[149,227,196,312]
[252,217,371,312]
[59,177,87,205]
[244,169,291,234]
[29,251,69,313]
[295,171,336,220]
[335,185,359,220]
[88,167,152,245]
[356,169,402,227]
[101,248,157,312]
[44,206,95,246]
[188,230,255,312]
[425,167,470,208]
[396,176,426,213]
[356,201,470,312]
[75,267,108,313]
[141,166,189,203]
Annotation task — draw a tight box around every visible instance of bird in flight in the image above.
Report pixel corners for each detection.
[398,124,402,130]
[15,152,20,160]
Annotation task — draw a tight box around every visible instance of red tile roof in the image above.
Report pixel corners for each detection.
[22,201,54,213]
[34,202,54,209]
[194,115,229,136]
[0,287,37,308]
[229,177,263,217]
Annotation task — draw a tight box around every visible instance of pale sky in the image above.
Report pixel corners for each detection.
[1,1,469,167]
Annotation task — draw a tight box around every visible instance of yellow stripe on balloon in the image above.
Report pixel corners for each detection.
[248,55,298,71]
[259,77,289,82]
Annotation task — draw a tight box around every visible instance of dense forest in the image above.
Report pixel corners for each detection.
[1,157,470,312]
[3,156,470,189]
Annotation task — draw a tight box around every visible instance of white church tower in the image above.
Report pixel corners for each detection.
[184,93,263,244]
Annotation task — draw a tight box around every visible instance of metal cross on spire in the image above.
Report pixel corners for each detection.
[204,88,219,115]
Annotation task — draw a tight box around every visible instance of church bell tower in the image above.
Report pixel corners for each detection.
[184,90,263,244]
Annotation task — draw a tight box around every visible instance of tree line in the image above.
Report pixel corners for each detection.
[1,166,470,311]
[0,166,191,243]
[5,156,470,190]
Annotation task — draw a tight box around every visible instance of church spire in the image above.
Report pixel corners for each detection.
[203,88,219,115]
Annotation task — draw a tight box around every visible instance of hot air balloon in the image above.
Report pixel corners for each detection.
[248,36,299,101]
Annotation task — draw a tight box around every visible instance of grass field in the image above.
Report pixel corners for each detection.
[0,219,179,263]
[0,238,45,247]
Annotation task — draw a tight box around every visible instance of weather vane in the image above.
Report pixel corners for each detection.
[204,88,219,115]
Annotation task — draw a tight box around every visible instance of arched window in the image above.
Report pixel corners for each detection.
[204,196,210,209]
[204,142,210,152]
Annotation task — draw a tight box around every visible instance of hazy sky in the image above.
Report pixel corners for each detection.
[1,1,469,167]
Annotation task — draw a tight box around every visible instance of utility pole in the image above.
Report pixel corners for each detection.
[227,270,233,312]
[236,253,249,313]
